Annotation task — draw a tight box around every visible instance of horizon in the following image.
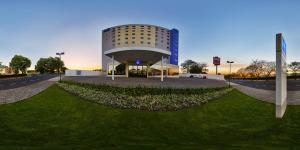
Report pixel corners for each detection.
[1,0,300,74]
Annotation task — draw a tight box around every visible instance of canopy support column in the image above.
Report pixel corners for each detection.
[161,56,164,82]
[112,55,114,80]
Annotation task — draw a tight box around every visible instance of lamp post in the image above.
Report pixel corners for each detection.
[56,52,65,82]
[226,61,234,87]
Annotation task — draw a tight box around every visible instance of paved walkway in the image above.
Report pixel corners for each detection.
[0,77,60,104]
[232,82,300,105]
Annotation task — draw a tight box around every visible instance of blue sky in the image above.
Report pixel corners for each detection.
[0,0,300,72]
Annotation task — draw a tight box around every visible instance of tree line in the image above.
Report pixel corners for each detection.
[234,59,300,79]
[6,55,65,74]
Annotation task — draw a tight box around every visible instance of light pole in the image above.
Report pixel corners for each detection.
[226,61,234,87]
[56,52,65,82]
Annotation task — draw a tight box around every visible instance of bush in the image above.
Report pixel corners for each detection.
[57,81,232,111]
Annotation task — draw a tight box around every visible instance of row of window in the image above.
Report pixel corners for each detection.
[112,38,169,44]
[112,31,170,36]
[113,26,166,31]
[112,41,169,48]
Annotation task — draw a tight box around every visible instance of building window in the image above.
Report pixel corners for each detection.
[147,42,151,44]
[132,30,135,32]
[132,33,135,35]
[140,30,144,32]
[125,42,128,44]
[140,37,144,39]
[118,38,120,41]
[125,33,128,36]
[140,41,144,44]
[125,37,128,40]
[147,38,151,40]
[117,43,120,45]
[132,41,135,44]
[147,34,151,36]
[141,33,144,35]
[132,37,135,39]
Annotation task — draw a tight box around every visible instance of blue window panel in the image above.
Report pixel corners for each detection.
[170,29,179,65]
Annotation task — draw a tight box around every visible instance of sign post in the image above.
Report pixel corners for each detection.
[213,56,221,75]
[276,33,287,118]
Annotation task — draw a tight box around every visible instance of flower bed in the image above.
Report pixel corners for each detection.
[57,81,232,111]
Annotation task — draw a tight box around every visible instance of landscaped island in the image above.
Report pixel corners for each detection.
[57,81,232,111]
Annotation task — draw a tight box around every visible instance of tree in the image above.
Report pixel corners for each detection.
[236,68,249,79]
[189,63,208,74]
[245,59,265,78]
[289,61,300,79]
[35,57,65,74]
[9,55,31,74]
[181,60,197,73]
[263,61,276,78]
[35,58,49,74]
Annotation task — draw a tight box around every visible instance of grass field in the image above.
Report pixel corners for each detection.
[0,84,300,149]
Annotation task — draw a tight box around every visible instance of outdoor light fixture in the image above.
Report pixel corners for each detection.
[56,52,65,82]
[226,61,234,87]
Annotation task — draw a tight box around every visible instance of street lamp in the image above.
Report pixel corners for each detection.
[56,52,65,82]
[226,61,234,87]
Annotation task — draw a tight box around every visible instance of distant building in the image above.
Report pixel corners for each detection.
[102,24,179,78]
[0,65,12,75]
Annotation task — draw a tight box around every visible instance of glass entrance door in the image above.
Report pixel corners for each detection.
[129,65,147,77]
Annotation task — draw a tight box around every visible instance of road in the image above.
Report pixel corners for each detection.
[0,74,58,90]
[231,79,300,91]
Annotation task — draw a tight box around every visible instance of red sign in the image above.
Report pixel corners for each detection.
[213,57,221,65]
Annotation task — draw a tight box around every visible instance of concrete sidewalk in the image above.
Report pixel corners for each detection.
[0,77,60,104]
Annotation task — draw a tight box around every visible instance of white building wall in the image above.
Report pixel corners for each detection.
[65,70,101,76]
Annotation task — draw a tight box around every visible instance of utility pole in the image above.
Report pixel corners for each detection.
[56,52,65,82]
[226,61,234,87]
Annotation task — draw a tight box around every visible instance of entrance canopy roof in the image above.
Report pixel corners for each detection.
[104,47,171,64]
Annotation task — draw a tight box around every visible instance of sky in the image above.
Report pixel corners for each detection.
[0,0,300,74]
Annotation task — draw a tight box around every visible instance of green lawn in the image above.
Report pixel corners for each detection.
[0,84,300,149]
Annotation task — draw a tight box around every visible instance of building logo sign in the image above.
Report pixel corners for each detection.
[276,33,287,118]
[135,59,141,65]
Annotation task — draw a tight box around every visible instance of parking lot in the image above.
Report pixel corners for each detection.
[231,79,300,91]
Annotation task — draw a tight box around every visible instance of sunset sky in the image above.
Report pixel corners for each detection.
[1,0,300,74]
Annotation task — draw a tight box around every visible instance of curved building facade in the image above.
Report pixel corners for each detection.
[102,24,179,78]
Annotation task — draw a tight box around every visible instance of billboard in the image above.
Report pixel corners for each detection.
[213,56,221,66]
[276,33,287,118]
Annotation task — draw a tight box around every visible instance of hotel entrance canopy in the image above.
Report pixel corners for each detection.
[104,46,171,65]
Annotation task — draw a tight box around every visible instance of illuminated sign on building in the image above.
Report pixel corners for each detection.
[135,59,141,65]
